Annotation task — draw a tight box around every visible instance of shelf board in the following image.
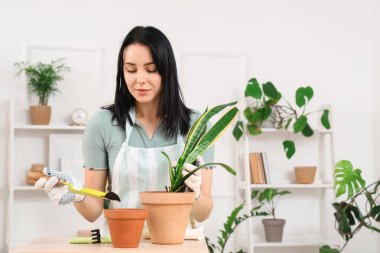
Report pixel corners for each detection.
[238,237,341,248]
[252,239,340,248]
[259,128,332,134]
[14,125,85,130]
[238,182,334,189]
[13,186,39,191]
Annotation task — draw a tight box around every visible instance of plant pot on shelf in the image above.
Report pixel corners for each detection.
[262,218,286,242]
[29,105,51,125]
[139,191,195,245]
[104,208,148,248]
[294,166,317,184]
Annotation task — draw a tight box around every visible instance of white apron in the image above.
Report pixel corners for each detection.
[103,108,185,235]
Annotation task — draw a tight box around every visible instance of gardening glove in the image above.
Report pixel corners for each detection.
[35,167,85,205]
[182,156,204,200]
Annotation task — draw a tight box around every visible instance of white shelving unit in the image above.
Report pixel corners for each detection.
[6,100,101,252]
[234,111,342,253]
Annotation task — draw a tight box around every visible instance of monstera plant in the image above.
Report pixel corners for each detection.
[233,77,330,159]
[320,160,380,253]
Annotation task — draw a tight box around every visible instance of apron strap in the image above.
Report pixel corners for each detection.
[125,108,135,144]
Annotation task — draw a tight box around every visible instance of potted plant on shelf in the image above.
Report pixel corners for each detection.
[139,101,238,245]
[252,188,292,242]
[14,58,71,125]
[320,160,380,253]
[233,77,331,159]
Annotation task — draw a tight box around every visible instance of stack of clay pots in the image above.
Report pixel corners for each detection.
[26,163,47,186]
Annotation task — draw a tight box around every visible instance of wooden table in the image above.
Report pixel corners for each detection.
[10,238,209,253]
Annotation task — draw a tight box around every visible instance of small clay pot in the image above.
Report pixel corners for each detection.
[30,105,51,125]
[294,166,317,184]
[104,208,148,248]
[26,169,48,186]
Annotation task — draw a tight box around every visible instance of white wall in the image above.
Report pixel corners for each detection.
[0,0,379,253]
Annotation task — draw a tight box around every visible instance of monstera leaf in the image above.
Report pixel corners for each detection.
[334,160,366,199]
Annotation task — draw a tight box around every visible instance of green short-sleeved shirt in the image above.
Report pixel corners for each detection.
[82,109,215,170]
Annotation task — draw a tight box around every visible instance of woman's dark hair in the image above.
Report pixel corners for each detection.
[103,26,192,138]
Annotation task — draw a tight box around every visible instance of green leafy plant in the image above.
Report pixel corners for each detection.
[162,101,239,192]
[14,58,71,105]
[252,188,291,219]
[206,193,268,253]
[320,160,380,253]
[233,77,331,159]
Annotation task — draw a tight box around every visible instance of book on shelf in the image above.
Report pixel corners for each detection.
[261,152,271,184]
[249,152,267,184]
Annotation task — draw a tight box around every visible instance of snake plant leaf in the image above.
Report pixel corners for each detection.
[233,121,244,141]
[184,107,238,165]
[172,162,236,192]
[247,123,262,135]
[245,78,262,99]
[319,245,341,253]
[162,151,174,187]
[334,160,366,199]
[178,101,237,171]
[263,82,281,101]
[302,122,314,137]
[296,86,314,107]
[321,109,331,129]
[293,115,308,133]
[283,140,296,159]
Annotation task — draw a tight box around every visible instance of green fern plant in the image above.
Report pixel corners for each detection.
[14,58,71,105]
[206,194,268,253]
[320,160,380,253]
[162,101,238,192]
[233,77,330,159]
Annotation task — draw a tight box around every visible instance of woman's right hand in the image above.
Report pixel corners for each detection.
[35,168,85,205]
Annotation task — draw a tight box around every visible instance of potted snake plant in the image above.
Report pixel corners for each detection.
[140,101,238,245]
[14,58,71,125]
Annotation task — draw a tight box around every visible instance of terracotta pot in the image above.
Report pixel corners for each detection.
[294,166,317,184]
[104,208,148,248]
[262,218,286,242]
[30,105,51,125]
[139,191,195,244]
[30,163,44,172]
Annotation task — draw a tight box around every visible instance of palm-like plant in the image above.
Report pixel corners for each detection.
[14,58,71,105]
[162,101,238,192]
[252,188,291,220]
[233,77,331,159]
[320,160,380,253]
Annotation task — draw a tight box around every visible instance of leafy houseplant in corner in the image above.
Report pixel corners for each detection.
[233,77,330,159]
[252,188,291,242]
[14,58,71,125]
[140,101,238,245]
[319,160,380,253]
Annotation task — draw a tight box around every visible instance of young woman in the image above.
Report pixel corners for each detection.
[35,26,215,225]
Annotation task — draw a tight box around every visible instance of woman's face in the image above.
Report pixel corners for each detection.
[123,43,162,106]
